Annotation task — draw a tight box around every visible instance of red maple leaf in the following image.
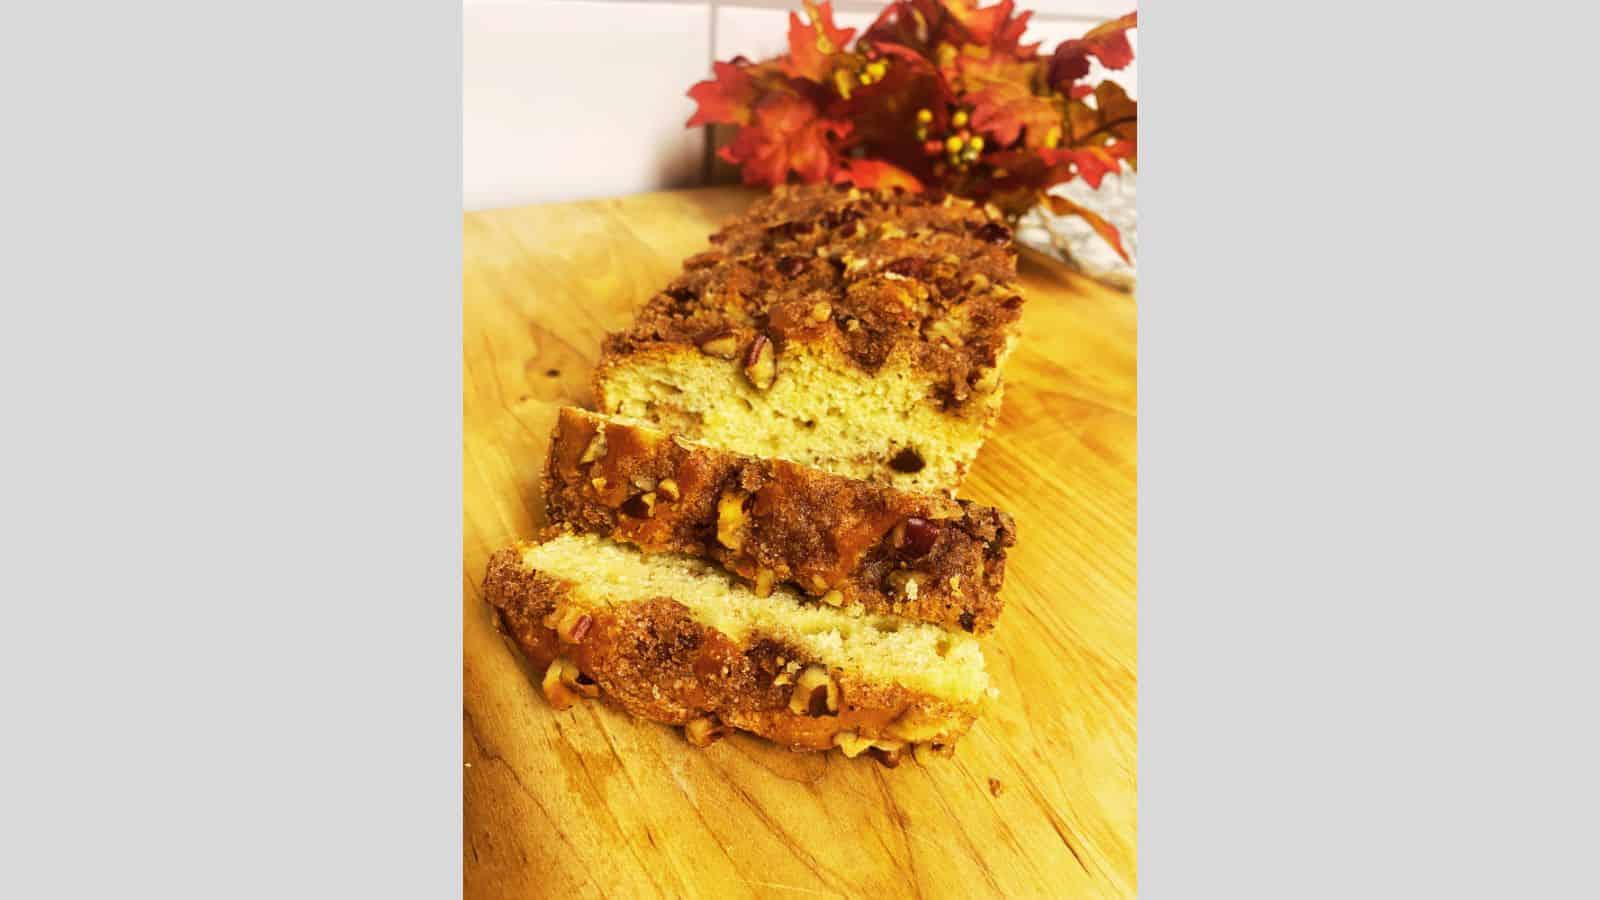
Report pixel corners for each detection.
[686,61,760,127]
[719,93,852,185]
[1048,12,1137,91]
[784,0,856,83]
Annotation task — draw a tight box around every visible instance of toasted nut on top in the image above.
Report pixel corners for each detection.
[684,715,728,748]
[789,666,839,717]
[697,330,740,360]
[579,430,608,465]
[656,478,680,501]
[716,491,748,551]
[809,302,832,323]
[820,589,844,607]
[742,334,776,391]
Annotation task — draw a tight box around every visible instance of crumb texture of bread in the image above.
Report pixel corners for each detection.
[483,536,986,756]
[594,184,1024,493]
[545,406,1015,633]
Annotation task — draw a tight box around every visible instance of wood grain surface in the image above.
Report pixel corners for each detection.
[464,187,1137,898]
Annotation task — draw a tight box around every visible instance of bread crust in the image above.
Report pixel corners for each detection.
[594,183,1024,413]
[483,544,978,759]
[546,407,1015,634]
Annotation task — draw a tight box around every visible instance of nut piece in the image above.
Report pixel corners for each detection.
[788,665,839,717]
[833,731,905,761]
[630,474,658,492]
[684,715,729,748]
[620,491,656,519]
[541,656,598,709]
[742,334,777,391]
[545,606,594,644]
[753,567,776,598]
[895,517,940,559]
[698,330,741,360]
[776,255,808,277]
[656,478,680,501]
[989,778,1005,797]
[716,490,748,550]
[869,745,906,768]
[820,589,844,607]
[886,570,919,600]
[579,430,608,464]
[809,301,832,323]
[885,706,956,743]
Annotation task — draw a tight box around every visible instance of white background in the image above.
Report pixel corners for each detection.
[464,0,1138,209]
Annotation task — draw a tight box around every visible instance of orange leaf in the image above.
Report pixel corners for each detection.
[686,61,760,127]
[961,51,1059,149]
[785,0,856,83]
[718,94,851,185]
[1064,80,1136,155]
[1046,193,1129,263]
[835,158,925,191]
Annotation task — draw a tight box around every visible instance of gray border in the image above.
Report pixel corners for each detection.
[1,0,461,894]
[1143,0,1597,895]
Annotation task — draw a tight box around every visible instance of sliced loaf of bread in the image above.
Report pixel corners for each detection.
[545,406,1015,634]
[484,531,991,762]
[593,183,1025,494]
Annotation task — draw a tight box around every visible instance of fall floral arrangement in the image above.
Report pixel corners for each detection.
[686,1,1137,260]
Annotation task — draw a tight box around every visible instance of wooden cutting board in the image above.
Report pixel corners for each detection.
[464,187,1136,898]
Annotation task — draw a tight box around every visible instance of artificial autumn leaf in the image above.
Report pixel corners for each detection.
[942,0,1015,47]
[687,61,760,127]
[720,93,852,185]
[961,50,1059,148]
[1064,80,1136,167]
[785,0,857,83]
[835,158,925,191]
[1048,12,1136,90]
[1046,193,1129,263]
[685,1,1137,269]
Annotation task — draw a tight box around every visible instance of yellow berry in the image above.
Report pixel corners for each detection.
[945,135,963,154]
[951,109,969,128]
[867,61,887,79]
[969,135,984,152]
[916,108,933,124]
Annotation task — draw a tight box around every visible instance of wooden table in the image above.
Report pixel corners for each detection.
[464,187,1137,898]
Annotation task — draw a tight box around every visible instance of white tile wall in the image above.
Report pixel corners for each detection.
[464,0,709,209]
[464,0,1136,209]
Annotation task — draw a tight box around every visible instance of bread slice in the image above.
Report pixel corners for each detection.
[594,183,1024,494]
[484,531,992,762]
[546,406,1015,634]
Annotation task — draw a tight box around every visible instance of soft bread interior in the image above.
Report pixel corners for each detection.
[597,342,1000,493]
[519,532,991,706]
